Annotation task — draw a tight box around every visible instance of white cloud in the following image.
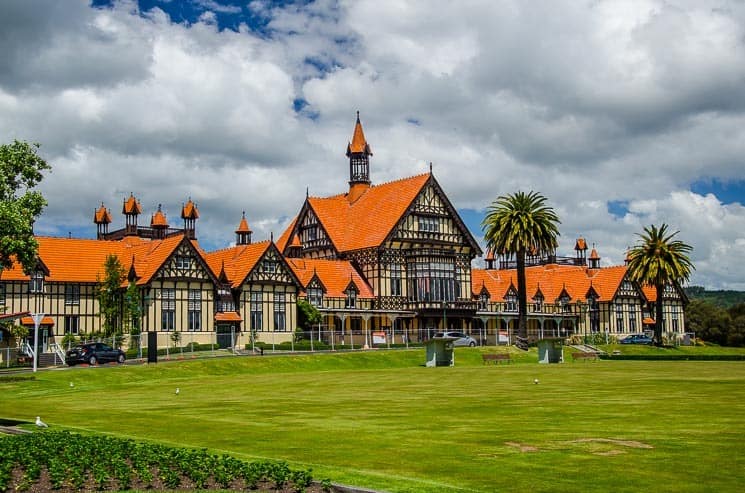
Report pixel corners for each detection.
[1,0,744,289]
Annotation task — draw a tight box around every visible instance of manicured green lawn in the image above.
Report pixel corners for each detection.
[1,349,744,492]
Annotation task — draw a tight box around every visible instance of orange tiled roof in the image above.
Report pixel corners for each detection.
[215,312,242,322]
[122,194,142,215]
[290,234,301,248]
[575,237,587,250]
[287,258,374,298]
[181,199,199,219]
[0,234,194,287]
[641,284,657,302]
[347,112,371,155]
[589,248,600,260]
[204,241,272,289]
[643,317,655,325]
[94,203,112,224]
[276,216,297,252]
[305,173,430,252]
[20,316,55,326]
[472,264,629,303]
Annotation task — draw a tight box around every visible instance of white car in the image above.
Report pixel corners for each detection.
[433,331,478,347]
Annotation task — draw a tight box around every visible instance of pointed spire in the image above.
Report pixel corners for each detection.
[151,204,169,227]
[347,110,372,156]
[235,211,252,245]
[347,112,372,196]
[94,202,112,224]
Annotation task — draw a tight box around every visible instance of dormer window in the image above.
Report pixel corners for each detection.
[346,288,357,308]
[533,295,543,312]
[478,292,489,310]
[29,271,44,294]
[308,287,323,307]
[560,294,572,313]
[505,292,517,312]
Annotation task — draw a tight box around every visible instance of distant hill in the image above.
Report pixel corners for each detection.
[685,286,745,308]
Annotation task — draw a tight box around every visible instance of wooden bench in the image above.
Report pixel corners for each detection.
[482,353,511,364]
[572,352,599,361]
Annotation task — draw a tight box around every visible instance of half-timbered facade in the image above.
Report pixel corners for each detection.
[0,113,689,359]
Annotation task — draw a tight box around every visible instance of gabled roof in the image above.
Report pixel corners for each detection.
[472,264,629,303]
[0,234,206,287]
[204,241,272,289]
[303,173,431,252]
[286,258,374,298]
[150,206,168,227]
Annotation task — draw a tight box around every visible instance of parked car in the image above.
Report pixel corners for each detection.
[66,342,126,366]
[433,331,478,347]
[620,334,654,345]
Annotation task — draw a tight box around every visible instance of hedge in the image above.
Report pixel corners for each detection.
[599,354,745,361]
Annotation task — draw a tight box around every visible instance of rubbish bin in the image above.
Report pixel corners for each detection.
[424,337,458,367]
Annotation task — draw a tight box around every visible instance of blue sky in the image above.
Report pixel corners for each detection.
[2,0,745,289]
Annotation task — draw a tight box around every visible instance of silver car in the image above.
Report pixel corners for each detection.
[433,331,478,347]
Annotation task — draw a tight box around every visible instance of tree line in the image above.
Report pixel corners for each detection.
[685,299,745,347]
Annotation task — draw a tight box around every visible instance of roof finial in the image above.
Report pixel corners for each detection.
[270,231,274,242]
[306,186,309,198]
[356,110,360,123]
[429,162,433,173]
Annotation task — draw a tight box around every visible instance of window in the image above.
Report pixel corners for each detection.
[587,295,598,331]
[307,225,318,242]
[65,284,80,305]
[561,294,573,314]
[629,305,637,332]
[274,292,286,331]
[408,257,456,302]
[188,289,201,331]
[250,292,263,331]
[505,292,517,312]
[262,260,277,273]
[390,264,402,296]
[346,289,357,308]
[0,284,5,305]
[418,216,439,233]
[64,316,79,335]
[308,286,323,307]
[532,295,543,313]
[218,299,235,312]
[478,292,489,310]
[671,305,680,332]
[161,288,175,331]
[616,304,624,333]
[29,271,44,294]
[176,256,191,270]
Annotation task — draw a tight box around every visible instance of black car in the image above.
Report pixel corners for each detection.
[619,334,654,345]
[66,342,126,366]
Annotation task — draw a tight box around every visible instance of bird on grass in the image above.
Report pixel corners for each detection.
[69,382,74,388]
[175,388,180,395]
[534,378,539,384]
[35,416,48,428]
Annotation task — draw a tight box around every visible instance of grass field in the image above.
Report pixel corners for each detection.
[1,348,745,492]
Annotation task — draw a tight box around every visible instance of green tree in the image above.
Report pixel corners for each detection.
[685,299,730,345]
[297,299,322,331]
[627,224,694,346]
[0,140,51,272]
[123,281,142,349]
[481,191,560,340]
[97,254,126,339]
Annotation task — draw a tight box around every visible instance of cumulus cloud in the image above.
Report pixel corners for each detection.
[1,0,744,289]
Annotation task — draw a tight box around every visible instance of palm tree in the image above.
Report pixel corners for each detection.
[481,191,560,341]
[626,224,694,346]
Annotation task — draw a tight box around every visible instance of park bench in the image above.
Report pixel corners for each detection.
[571,352,599,362]
[482,353,511,364]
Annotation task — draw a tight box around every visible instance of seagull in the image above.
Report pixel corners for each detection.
[69,382,74,388]
[534,379,539,385]
[35,416,48,428]
[175,388,180,395]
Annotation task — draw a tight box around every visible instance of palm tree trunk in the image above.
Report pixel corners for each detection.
[655,284,664,347]
[517,249,528,339]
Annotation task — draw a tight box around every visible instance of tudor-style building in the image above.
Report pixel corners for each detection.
[276,113,483,340]
[0,113,689,362]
